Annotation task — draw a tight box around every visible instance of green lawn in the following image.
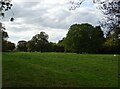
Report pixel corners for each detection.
[2,52,119,87]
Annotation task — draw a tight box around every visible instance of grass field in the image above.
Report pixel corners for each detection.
[2,52,119,87]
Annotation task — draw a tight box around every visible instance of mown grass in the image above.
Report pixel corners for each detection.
[2,52,119,87]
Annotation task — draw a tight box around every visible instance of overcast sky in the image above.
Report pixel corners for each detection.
[1,0,103,44]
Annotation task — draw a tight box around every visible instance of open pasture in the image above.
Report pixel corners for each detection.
[2,52,118,87]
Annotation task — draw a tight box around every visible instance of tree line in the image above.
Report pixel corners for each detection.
[1,23,120,54]
[17,32,64,52]
[0,0,119,54]
[63,23,120,54]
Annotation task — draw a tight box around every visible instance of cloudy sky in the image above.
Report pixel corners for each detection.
[2,0,103,44]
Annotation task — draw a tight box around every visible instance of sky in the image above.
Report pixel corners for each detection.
[1,0,103,44]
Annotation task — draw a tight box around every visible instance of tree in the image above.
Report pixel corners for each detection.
[0,22,8,39]
[26,40,35,52]
[6,41,15,51]
[70,0,120,35]
[0,0,14,52]
[64,23,104,53]
[27,32,49,52]
[0,22,15,52]
[0,22,8,52]
[58,37,65,46]
[17,40,27,52]
[97,0,120,36]
[95,0,120,53]
[103,28,120,54]
[2,40,15,51]
[0,0,14,21]
[49,42,65,52]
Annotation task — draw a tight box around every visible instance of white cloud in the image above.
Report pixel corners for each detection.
[2,0,103,44]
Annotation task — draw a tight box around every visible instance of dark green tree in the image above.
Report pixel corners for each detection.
[0,23,15,52]
[70,0,120,35]
[0,0,14,52]
[2,40,15,51]
[103,28,120,54]
[26,40,35,52]
[0,23,8,39]
[17,40,27,52]
[0,23,8,51]
[27,32,49,52]
[64,23,104,53]
[49,42,64,52]
[6,41,15,51]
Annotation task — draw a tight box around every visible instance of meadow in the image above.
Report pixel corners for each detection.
[2,52,118,87]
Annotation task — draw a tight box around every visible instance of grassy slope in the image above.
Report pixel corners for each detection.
[2,52,118,87]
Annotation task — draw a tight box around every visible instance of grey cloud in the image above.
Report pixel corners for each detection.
[3,0,103,44]
[22,2,40,8]
[12,1,101,29]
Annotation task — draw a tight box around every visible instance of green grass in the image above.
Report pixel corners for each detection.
[2,52,119,87]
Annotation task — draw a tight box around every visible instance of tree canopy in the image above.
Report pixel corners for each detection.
[17,40,27,52]
[25,32,50,52]
[64,23,104,53]
[0,0,119,54]
[0,22,15,52]
[0,0,14,21]
[70,0,120,35]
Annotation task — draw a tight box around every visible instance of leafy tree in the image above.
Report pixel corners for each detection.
[17,40,27,52]
[2,40,7,51]
[26,40,35,52]
[58,37,65,46]
[48,42,55,52]
[0,22,8,51]
[0,0,14,21]
[97,0,120,36]
[6,41,15,51]
[103,28,120,54]
[96,0,120,53]
[64,23,104,53]
[49,42,64,52]
[70,0,120,35]
[0,23,15,52]
[2,40,15,51]
[27,32,49,52]
[0,22,8,39]
[0,0,14,51]
[0,1,14,52]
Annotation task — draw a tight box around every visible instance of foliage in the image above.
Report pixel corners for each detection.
[103,28,120,54]
[69,0,102,10]
[0,22,8,39]
[64,23,104,53]
[70,0,120,36]
[0,0,14,21]
[2,40,15,51]
[0,22,15,52]
[26,40,35,52]
[17,40,27,52]
[0,0,14,51]
[25,32,50,52]
[97,0,120,36]
[49,42,64,52]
